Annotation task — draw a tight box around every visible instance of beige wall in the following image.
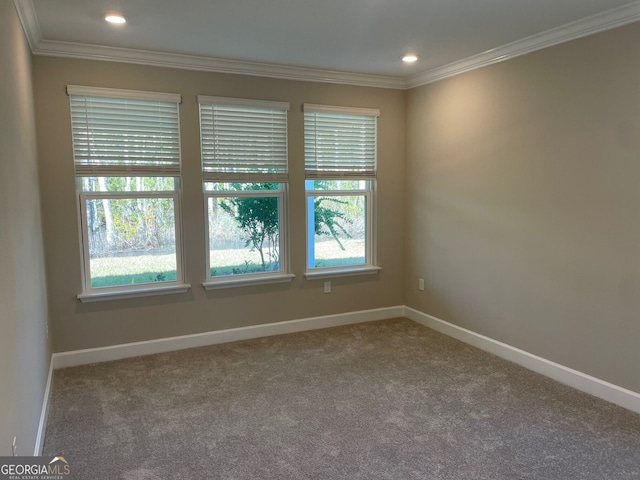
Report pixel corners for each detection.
[26,9,639,406]
[0,0,51,456]
[33,57,406,353]
[405,23,640,392]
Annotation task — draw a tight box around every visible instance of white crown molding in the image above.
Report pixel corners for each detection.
[33,40,407,90]
[14,0,640,90]
[407,1,640,89]
[12,0,404,89]
[12,0,41,50]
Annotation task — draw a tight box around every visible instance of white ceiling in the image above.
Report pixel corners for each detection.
[15,0,640,88]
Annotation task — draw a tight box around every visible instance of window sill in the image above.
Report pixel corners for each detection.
[304,265,381,280]
[203,273,295,290]
[77,283,191,303]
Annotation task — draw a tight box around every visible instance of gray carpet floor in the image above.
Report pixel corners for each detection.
[44,318,640,479]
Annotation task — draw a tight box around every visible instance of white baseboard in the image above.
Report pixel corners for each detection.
[52,306,405,369]
[34,357,53,455]
[403,306,640,415]
[48,304,639,416]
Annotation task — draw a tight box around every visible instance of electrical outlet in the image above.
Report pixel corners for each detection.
[418,278,425,291]
[12,436,17,456]
[324,281,331,294]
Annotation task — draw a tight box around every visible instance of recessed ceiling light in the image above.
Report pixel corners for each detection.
[402,54,418,63]
[105,14,126,24]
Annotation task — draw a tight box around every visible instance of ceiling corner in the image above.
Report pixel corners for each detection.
[13,0,42,51]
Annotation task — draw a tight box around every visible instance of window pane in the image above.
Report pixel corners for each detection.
[81,177,176,192]
[85,197,177,288]
[306,179,368,191]
[204,182,281,192]
[208,196,281,276]
[310,194,366,268]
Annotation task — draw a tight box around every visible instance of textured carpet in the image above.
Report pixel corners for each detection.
[44,318,640,479]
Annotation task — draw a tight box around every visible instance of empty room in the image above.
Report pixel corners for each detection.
[1,0,639,478]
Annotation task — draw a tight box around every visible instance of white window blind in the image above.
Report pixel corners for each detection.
[199,96,290,182]
[68,86,182,177]
[304,104,379,180]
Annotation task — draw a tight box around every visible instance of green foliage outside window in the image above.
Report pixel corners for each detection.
[311,181,354,251]
[219,183,280,272]
[84,176,176,256]
[313,196,351,250]
[217,181,354,275]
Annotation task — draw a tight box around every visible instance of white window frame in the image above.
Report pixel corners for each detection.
[68,86,190,302]
[303,104,381,279]
[198,96,294,290]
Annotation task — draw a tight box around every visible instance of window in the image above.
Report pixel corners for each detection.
[199,96,293,288]
[68,86,188,301]
[304,104,381,278]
